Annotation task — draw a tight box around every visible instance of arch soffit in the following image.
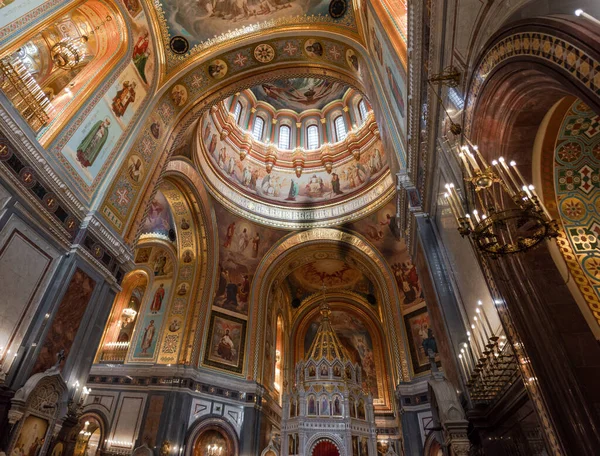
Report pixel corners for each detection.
[162,162,219,365]
[464,17,600,136]
[248,228,409,383]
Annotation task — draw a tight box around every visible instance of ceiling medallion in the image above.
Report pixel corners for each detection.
[329,0,348,19]
[254,44,276,63]
[170,36,189,55]
[207,59,228,79]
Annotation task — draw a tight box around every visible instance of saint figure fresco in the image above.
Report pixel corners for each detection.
[76,118,111,167]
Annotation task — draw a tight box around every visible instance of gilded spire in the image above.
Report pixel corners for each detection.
[305,285,350,363]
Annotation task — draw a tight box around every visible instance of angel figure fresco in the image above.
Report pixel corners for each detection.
[76,118,111,167]
[111,80,137,117]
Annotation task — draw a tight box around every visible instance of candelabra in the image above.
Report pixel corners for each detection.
[105,440,134,455]
[444,138,558,257]
[206,444,223,456]
[457,301,519,403]
[100,341,130,362]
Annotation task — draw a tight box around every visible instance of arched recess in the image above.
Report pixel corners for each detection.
[305,435,345,456]
[462,17,600,454]
[248,228,410,396]
[162,157,218,367]
[464,17,600,333]
[71,413,106,456]
[94,269,150,363]
[185,416,240,456]
[291,293,390,406]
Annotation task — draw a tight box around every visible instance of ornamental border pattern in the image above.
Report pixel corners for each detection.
[465,31,600,137]
[541,99,600,327]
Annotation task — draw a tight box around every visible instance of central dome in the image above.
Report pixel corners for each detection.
[194,77,394,228]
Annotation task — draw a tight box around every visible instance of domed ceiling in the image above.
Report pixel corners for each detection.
[250,78,349,112]
[196,78,394,228]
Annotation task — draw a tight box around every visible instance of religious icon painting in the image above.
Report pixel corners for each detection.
[403,307,439,374]
[304,39,324,58]
[13,415,49,456]
[207,59,228,79]
[105,63,147,129]
[346,48,359,71]
[123,0,142,18]
[171,84,188,107]
[132,280,171,360]
[61,101,122,186]
[127,154,145,184]
[132,26,153,85]
[203,311,246,374]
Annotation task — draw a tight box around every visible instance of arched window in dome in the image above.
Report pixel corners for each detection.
[307,124,320,149]
[358,99,369,122]
[233,101,243,125]
[278,125,291,149]
[252,116,265,141]
[334,115,347,141]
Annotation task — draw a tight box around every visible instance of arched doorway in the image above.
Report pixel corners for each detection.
[187,420,238,456]
[312,440,339,456]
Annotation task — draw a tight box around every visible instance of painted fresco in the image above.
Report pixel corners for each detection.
[159,0,347,50]
[250,78,348,112]
[363,3,407,135]
[303,309,379,397]
[131,19,156,86]
[202,112,388,206]
[204,311,246,373]
[346,201,424,313]
[132,280,172,358]
[12,416,48,456]
[61,100,122,186]
[32,269,95,374]
[50,8,156,196]
[285,260,376,306]
[101,36,366,231]
[213,201,285,316]
[104,63,147,129]
[139,190,175,237]
[404,307,439,374]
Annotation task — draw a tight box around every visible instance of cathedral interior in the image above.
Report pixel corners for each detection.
[0,0,600,455]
